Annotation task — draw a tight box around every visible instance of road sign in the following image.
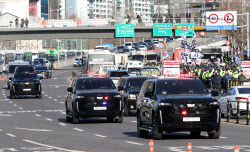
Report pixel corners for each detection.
[206,11,237,31]
[159,44,163,49]
[175,23,194,37]
[226,40,230,46]
[200,31,205,37]
[153,23,172,36]
[115,24,134,37]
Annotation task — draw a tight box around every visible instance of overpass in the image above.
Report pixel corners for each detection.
[0,26,219,41]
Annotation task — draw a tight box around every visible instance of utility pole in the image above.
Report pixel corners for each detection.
[247,12,249,59]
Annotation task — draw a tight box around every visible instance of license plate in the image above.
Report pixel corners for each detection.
[25,83,29,85]
[183,117,200,122]
[23,89,31,91]
[187,104,195,108]
[97,97,103,100]
[94,107,107,110]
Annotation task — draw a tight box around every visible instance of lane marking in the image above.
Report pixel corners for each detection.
[0,129,2,131]
[0,114,13,116]
[42,92,45,93]
[220,136,228,139]
[6,133,16,138]
[3,94,5,96]
[18,107,23,110]
[94,134,107,138]
[23,140,83,152]
[45,94,48,97]
[53,99,58,101]
[131,121,137,123]
[9,101,12,103]
[35,114,41,117]
[13,104,17,107]
[45,118,53,121]
[60,102,64,104]
[125,141,144,145]
[15,127,52,132]
[58,123,67,126]
[73,128,84,132]
[49,97,52,99]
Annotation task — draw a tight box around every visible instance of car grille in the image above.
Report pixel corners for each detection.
[172,102,210,116]
[18,82,35,87]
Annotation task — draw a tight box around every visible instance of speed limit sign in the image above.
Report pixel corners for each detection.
[200,31,205,37]
[209,14,219,24]
[226,40,230,46]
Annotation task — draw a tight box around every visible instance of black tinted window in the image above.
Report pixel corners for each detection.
[14,73,38,79]
[110,72,128,77]
[126,78,147,90]
[132,55,144,61]
[238,88,250,94]
[9,65,18,73]
[33,61,40,64]
[157,80,208,95]
[36,67,47,70]
[76,78,116,90]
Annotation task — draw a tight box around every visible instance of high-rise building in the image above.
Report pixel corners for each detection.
[41,0,48,19]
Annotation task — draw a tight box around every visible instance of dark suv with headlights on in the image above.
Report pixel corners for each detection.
[137,78,220,140]
[65,77,123,124]
[118,76,150,116]
[9,72,42,99]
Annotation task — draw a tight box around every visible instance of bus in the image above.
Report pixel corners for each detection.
[32,50,46,61]
[0,51,15,73]
[132,52,157,64]
[14,50,32,61]
[45,50,66,61]
[87,50,115,74]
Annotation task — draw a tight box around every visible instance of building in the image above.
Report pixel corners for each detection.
[41,0,48,20]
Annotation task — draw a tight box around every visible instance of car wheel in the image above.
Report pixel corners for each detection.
[124,102,129,116]
[208,127,220,139]
[8,84,10,89]
[116,113,123,123]
[10,90,15,99]
[137,112,148,137]
[37,92,42,99]
[190,131,201,138]
[72,104,80,124]
[107,116,114,122]
[65,101,72,123]
[152,116,163,140]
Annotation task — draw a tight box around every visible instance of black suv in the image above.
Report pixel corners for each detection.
[137,78,220,139]
[9,72,42,99]
[118,76,150,116]
[14,65,34,73]
[65,77,123,124]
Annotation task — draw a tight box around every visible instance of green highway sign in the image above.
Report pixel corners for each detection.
[153,23,172,36]
[115,24,135,37]
[175,23,195,36]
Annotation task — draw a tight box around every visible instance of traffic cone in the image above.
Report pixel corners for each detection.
[5,75,7,79]
[187,143,192,152]
[234,146,239,152]
[149,139,154,152]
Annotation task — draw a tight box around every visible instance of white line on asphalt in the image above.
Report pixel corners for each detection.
[45,118,53,121]
[45,94,48,96]
[42,92,45,93]
[131,121,137,123]
[6,99,9,100]
[94,134,107,138]
[220,136,228,139]
[13,104,17,107]
[73,128,84,132]
[35,114,41,117]
[125,141,144,146]
[18,107,23,110]
[58,123,67,126]
[9,101,12,103]
[53,99,57,101]
[49,97,52,99]
[0,129,2,131]
[57,96,61,97]
[60,102,64,104]
[6,133,16,138]
[15,127,52,132]
[23,140,82,152]
[3,94,5,96]
[0,114,12,116]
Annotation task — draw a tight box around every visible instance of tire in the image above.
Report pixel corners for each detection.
[107,116,114,122]
[190,131,201,138]
[124,102,129,116]
[137,113,148,137]
[117,113,123,123]
[72,104,80,124]
[152,116,163,140]
[208,127,221,139]
[37,92,42,99]
[8,84,10,89]
[10,90,15,99]
[66,115,72,122]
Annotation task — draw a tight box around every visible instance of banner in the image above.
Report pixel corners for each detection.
[29,1,37,16]
[43,20,77,27]
[81,19,109,26]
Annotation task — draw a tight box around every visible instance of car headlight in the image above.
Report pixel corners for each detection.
[114,95,121,98]
[209,102,219,105]
[128,94,137,100]
[159,102,172,106]
[77,96,85,98]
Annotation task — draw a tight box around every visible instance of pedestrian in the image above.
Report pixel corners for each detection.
[25,18,29,28]
[213,72,222,94]
[15,18,19,28]
[152,15,156,23]
[136,14,141,25]
[199,16,202,26]
[194,16,198,25]
[110,17,115,26]
[238,71,247,81]
[222,71,231,92]
[158,15,163,23]
[128,16,131,24]
[20,18,24,28]
[125,16,129,24]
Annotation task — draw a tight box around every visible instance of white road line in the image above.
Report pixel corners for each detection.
[15,127,52,132]
[220,136,228,139]
[131,121,137,123]
[58,123,67,126]
[13,104,17,107]
[45,94,48,96]
[9,101,12,103]
[60,102,64,104]
[6,99,9,101]
[18,107,23,110]
[0,114,13,116]
[0,129,2,131]
[45,118,53,121]
[6,133,16,138]
[125,141,144,146]
[48,97,52,99]
[3,94,5,96]
[94,134,107,138]
[53,99,57,101]
[23,140,83,152]
[42,92,45,93]
[35,114,41,117]
[73,128,84,132]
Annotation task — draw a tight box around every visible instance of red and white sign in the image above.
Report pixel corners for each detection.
[200,31,205,37]
[226,40,230,46]
[208,14,219,24]
[164,61,179,65]
[182,25,188,31]
[224,13,234,23]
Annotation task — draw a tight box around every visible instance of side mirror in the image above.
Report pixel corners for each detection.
[145,91,152,98]
[67,87,73,92]
[118,86,124,91]
[211,90,219,96]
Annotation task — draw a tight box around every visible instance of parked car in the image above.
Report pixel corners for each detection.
[138,45,147,52]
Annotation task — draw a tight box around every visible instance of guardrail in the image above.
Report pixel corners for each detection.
[53,58,75,69]
[227,98,250,125]
[225,79,249,92]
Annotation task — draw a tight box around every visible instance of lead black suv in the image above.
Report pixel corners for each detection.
[9,72,42,99]
[118,76,150,116]
[65,77,123,124]
[137,78,220,140]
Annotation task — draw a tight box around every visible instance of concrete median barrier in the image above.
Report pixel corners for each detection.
[53,58,75,69]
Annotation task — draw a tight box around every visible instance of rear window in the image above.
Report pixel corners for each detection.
[157,80,208,95]
[110,71,128,77]
[14,73,38,79]
[76,78,116,90]
[16,66,34,73]
[33,61,40,64]
[9,65,18,73]
[125,43,132,46]
[117,46,124,49]
[238,88,250,94]
[35,67,47,70]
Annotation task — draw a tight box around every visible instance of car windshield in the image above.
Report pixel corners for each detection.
[238,88,250,94]
[110,71,128,77]
[122,49,130,52]
[147,54,157,60]
[145,40,151,43]
[14,73,38,79]
[157,80,209,95]
[128,68,140,73]
[76,78,116,90]
[117,46,124,49]
[126,78,147,90]
[132,55,144,61]
[36,67,47,70]
[125,43,131,46]
[33,61,40,64]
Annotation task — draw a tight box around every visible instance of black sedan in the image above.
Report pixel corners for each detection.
[34,66,52,79]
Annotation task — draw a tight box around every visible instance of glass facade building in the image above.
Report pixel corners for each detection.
[41,0,48,20]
